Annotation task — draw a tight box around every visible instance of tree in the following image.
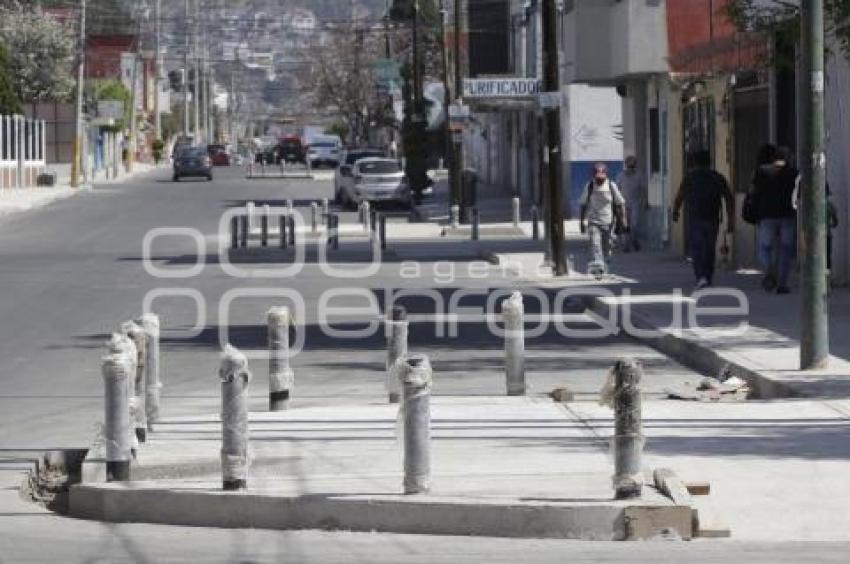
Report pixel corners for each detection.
[0,3,75,103]
[0,42,21,114]
[325,121,349,141]
[86,79,131,131]
[726,0,850,59]
[298,24,394,145]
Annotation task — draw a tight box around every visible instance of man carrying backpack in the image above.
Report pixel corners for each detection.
[579,163,627,277]
[672,150,735,290]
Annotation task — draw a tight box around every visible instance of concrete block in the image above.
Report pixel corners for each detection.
[623,505,693,540]
[68,483,690,541]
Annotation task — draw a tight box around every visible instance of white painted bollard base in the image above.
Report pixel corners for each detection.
[220,345,252,490]
[397,354,432,495]
[503,292,526,396]
[268,306,295,411]
[102,352,133,482]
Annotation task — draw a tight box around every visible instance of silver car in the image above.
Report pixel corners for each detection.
[306,141,341,168]
[339,158,410,209]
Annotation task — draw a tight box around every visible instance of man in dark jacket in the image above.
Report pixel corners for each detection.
[672,150,735,290]
[752,146,798,294]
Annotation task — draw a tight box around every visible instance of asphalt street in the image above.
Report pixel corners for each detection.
[1,166,840,562]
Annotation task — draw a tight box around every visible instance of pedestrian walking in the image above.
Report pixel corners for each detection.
[579,163,627,278]
[616,155,647,252]
[751,146,799,294]
[672,150,734,290]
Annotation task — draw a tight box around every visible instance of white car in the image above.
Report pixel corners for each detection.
[338,158,410,209]
[306,141,341,168]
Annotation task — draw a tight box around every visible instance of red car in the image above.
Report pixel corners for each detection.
[207,144,231,166]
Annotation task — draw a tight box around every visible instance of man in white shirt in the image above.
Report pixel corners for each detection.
[579,163,627,276]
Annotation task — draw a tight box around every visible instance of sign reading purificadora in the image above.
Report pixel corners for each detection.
[462,78,542,99]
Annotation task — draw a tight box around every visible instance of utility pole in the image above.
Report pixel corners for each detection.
[410,0,427,202]
[128,28,140,173]
[229,71,235,148]
[202,13,211,144]
[438,1,452,188]
[154,0,161,141]
[384,0,394,151]
[71,0,86,188]
[451,0,464,213]
[800,0,829,369]
[183,0,190,137]
[193,0,201,142]
[542,0,567,275]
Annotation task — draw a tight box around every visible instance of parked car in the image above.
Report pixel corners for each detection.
[337,157,410,209]
[334,148,385,203]
[207,144,231,166]
[278,136,306,164]
[173,146,213,181]
[306,140,341,168]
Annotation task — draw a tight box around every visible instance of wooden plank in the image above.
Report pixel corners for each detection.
[685,481,711,496]
[653,468,693,506]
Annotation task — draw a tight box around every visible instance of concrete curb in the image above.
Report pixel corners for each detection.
[69,482,692,540]
[582,296,800,399]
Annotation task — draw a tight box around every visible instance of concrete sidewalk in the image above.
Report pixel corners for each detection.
[71,397,692,540]
[491,235,850,399]
[0,163,160,219]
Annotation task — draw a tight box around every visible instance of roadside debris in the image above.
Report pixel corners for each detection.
[549,386,575,403]
[664,375,750,402]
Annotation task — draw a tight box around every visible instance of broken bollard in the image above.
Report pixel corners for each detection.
[219,344,252,491]
[502,292,526,396]
[612,358,644,500]
[102,352,133,481]
[267,306,295,411]
[450,204,460,229]
[120,321,148,442]
[398,354,432,495]
[386,305,408,404]
[139,313,161,427]
[107,333,138,454]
